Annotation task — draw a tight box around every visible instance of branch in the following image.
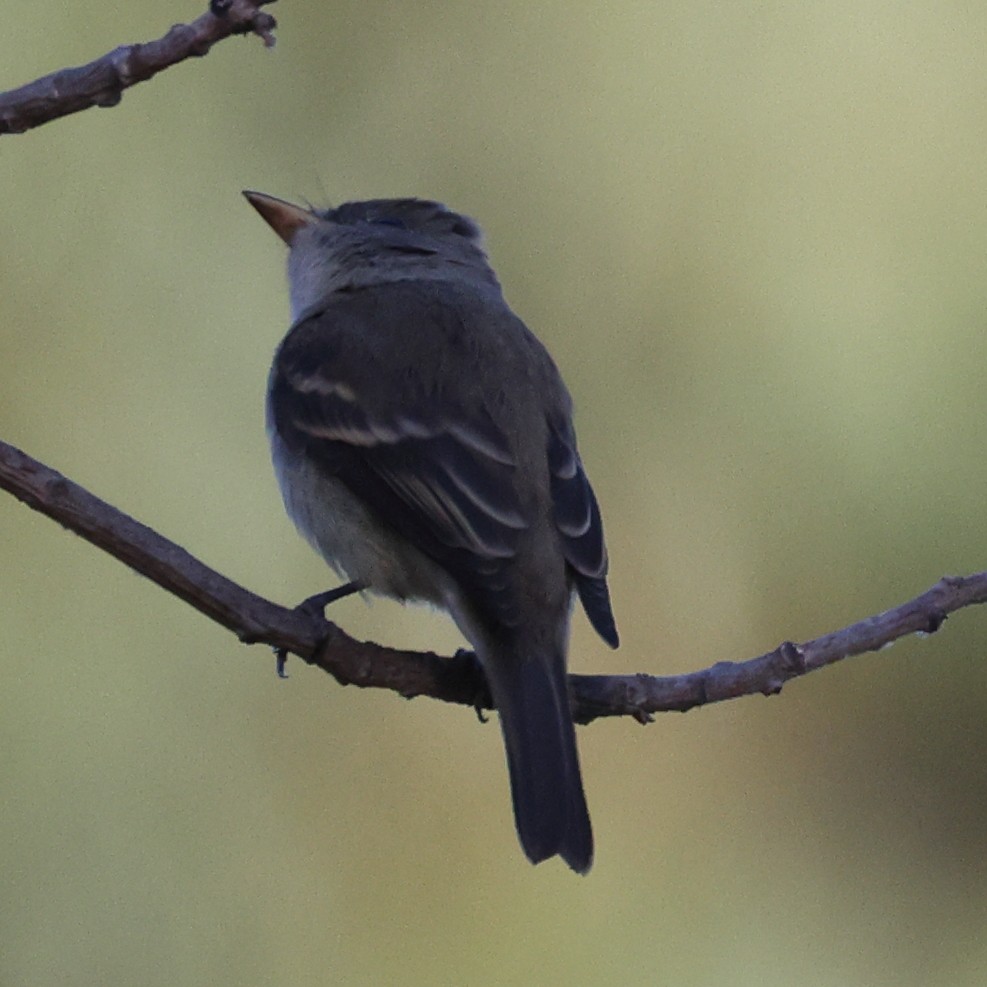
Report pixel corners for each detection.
[3,438,983,723]
[0,0,277,135]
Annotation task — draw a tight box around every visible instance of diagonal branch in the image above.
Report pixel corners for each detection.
[2,437,984,724]
[0,0,277,136]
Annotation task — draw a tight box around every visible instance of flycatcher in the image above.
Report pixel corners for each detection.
[245,192,618,873]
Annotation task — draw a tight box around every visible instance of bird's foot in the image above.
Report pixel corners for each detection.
[275,582,365,678]
[454,648,492,723]
[296,581,365,618]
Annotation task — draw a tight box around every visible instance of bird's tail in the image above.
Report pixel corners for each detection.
[481,643,593,874]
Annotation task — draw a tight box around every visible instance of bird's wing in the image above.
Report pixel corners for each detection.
[269,293,530,628]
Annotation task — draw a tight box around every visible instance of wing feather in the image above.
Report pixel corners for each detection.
[548,422,619,648]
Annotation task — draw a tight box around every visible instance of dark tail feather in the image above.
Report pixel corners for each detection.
[483,647,593,874]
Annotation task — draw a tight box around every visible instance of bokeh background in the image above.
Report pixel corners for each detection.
[3,2,987,984]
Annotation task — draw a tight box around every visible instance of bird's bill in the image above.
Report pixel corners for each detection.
[242,190,315,245]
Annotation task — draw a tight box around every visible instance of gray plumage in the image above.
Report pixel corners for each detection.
[250,193,618,872]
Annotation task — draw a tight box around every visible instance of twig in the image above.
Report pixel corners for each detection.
[2,437,982,724]
[0,0,277,135]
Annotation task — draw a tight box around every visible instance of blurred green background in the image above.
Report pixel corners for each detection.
[3,2,987,984]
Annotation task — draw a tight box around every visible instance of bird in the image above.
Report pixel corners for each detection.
[245,191,618,872]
